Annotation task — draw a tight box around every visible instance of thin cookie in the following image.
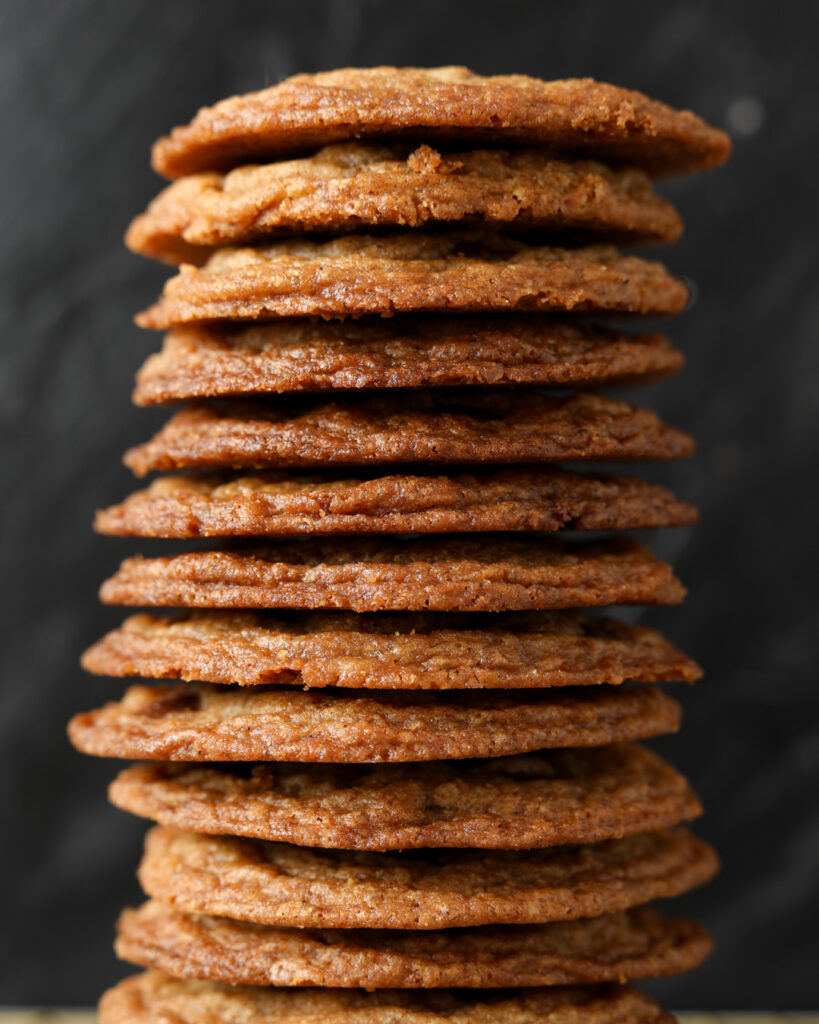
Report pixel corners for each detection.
[123,393,695,475]
[128,142,682,264]
[108,743,702,850]
[82,610,701,690]
[135,233,688,327]
[137,825,718,929]
[96,468,698,538]
[68,683,681,762]
[150,66,730,179]
[100,972,677,1024]
[115,900,713,987]
[98,536,686,613]
[133,320,684,404]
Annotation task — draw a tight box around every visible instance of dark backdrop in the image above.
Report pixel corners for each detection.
[1,0,817,1008]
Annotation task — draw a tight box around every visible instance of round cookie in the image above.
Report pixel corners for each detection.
[150,66,730,179]
[115,900,712,987]
[100,972,676,1024]
[135,233,688,328]
[98,536,686,613]
[95,468,698,538]
[123,393,695,476]
[128,142,683,265]
[133,320,684,404]
[108,743,702,850]
[137,826,718,929]
[82,610,703,690]
[68,683,681,763]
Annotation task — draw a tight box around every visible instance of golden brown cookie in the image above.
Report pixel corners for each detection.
[150,67,730,179]
[82,606,704,688]
[98,536,685,613]
[108,744,701,850]
[100,972,676,1024]
[128,143,682,264]
[123,393,694,476]
[135,233,688,327]
[115,900,712,987]
[81,610,703,690]
[133,320,684,404]
[68,683,680,763]
[137,826,718,929]
[95,468,698,538]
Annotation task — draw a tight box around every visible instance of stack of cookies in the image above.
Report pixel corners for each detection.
[69,67,730,1023]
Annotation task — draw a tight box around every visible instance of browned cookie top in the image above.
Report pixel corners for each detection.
[100,972,676,1024]
[96,468,698,539]
[128,143,682,264]
[135,233,688,327]
[98,536,686,613]
[68,682,680,763]
[133,320,684,403]
[137,825,717,929]
[115,899,712,987]
[123,393,694,475]
[108,743,701,850]
[82,609,702,690]
[151,67,730,179]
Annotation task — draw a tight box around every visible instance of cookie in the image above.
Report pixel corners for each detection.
[98,536,686,613]
[115,900,712,987]
[82,610,703,690]
[133,320,684,404]
[150,67,730,179]
[127,143,683,265]
[68,683,681,762]
[108,743,701,850]
[137,826,718,929]
[100,972,676,1024]
[135,233,688,327]
[95,468,698,538]
[122,393,695,475]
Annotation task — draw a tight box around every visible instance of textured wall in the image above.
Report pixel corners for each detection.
[1,0,817,1007]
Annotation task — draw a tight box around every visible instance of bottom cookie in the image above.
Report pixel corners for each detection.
[116,899,712,987]
[100,971,677,1024]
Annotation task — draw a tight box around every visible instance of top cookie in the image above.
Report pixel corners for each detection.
[151,67,730,179]
[128,143,682,265]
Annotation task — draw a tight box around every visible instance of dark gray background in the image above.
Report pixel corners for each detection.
[1,0,817,1008]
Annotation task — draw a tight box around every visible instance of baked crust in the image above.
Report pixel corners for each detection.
[82,610,703,690]
[135,233,688,327]
[115,899,713,987]
[96,468,698,538]
[99,972,677,1024]
[128,142,682,265]
[123,393,695,476]
[136,825,717,929]
[133,320,684,403]
[150,66,730,179]
[108,744,701,850]
[98,536,686,613]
